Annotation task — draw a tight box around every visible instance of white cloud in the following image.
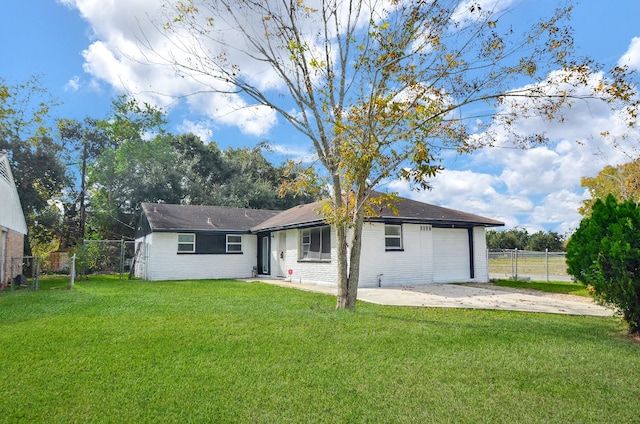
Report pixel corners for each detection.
[269,143,318,163]
[186,93,278,137]
[176,120,214,143]
[65,75,80,91]
[619,36,640,71]
[529,190,585,235]
[64,0,282,134]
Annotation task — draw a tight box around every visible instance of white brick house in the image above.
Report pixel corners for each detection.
[252,196,503,287]
[135,195,503,286]
[0,151,27,287]
[134,204,280,281]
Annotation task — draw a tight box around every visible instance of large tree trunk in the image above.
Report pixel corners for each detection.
[344,217,364,308]
[335,187,367,310]
[335,223,351,309]
[333,179,350,309]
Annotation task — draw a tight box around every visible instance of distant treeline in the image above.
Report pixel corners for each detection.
[486,228,565,252]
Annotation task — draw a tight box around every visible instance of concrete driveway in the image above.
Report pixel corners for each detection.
[247,279,613,317]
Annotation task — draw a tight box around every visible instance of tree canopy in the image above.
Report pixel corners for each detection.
[0,77,69,254]
[580,158,640,217]
[486,228,565,252]
[153,0,637,308]
[85,98,314,240]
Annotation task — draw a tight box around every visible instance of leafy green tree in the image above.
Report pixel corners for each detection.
[221,144,316,209]
[58,117,111,246]
[0,77,69,254]
[486,228,529,250]
[88,133,184,239]
[157,0,637,309]
[487,229,564,251]
[527,231,564,252]
[101,95,167,145]
[87,97,172,239]
[88,98,312,239]
[566,194,640,335]
[170,133,228,204]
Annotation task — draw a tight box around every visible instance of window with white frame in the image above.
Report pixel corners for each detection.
[226,235,243,253]
[385,224,403,250]
[300,226,331,260]
[177,233,195,253]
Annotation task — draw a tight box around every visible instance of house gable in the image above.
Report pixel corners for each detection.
[0,152,27,235]
[0,151,27,286]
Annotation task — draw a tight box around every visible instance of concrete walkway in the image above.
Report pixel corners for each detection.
[244,279,613,317]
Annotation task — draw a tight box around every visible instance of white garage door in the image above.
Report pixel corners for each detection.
[433,228,470,282]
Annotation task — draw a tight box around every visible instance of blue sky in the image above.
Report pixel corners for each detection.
[2,0,640,235]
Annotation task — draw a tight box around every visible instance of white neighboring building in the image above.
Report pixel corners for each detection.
[0,151,27,286]
[135,194,503,286]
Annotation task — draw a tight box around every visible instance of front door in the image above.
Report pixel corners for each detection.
[260,234,270,275]
[277,232,287,277]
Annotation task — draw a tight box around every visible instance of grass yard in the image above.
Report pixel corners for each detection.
[1,277,639,423]
[492,279,591,297]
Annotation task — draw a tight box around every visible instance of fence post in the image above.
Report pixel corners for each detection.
[514,248,518,281]
[510,250,514,279]
[545,248,549,281]
[69,254,76,290]
[120,239,125,279]
[35,257,40,291]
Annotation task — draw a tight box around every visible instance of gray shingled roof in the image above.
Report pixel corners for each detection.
[251,201,326,232]
[140,203,281,232]
[141,194,503,234]
[251,194,504,232]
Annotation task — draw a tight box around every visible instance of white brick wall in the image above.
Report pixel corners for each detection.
[271,228,338,286]
[138,232,258,281]
[358,223,435,287]
[136,224,491,285]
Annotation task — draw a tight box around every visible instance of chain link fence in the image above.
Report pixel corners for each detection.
[1,240,135,293]
[5,256,41,291]
[488,249,571,282]
[76,240,136,278]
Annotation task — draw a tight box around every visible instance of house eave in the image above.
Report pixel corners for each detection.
[368,217,505,228]
[252,219,327,233]
[252,217,503,233]
[146,228,253,234]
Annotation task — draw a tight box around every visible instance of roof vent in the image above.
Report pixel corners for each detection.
[0,157,10,184]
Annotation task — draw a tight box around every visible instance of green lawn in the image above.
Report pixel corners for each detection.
[492,279,591,297]
[1,277,638,423]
